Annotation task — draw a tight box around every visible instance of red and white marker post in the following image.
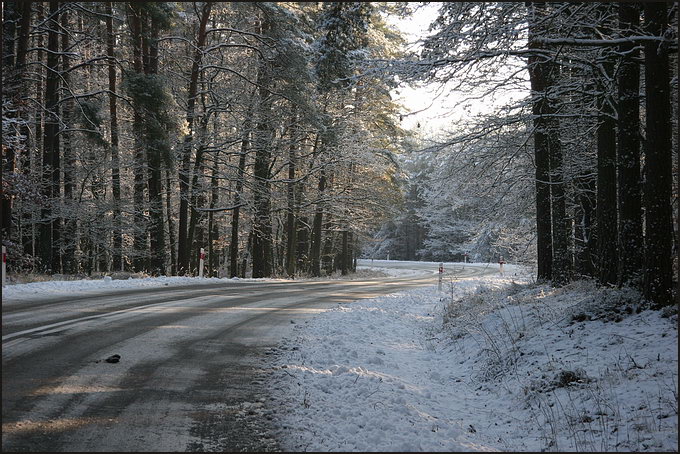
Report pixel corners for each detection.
[499,255,506,276]
[464,252,468,264]
[199,248,206,278]
[2,246,6,287]
[438,262,444,291]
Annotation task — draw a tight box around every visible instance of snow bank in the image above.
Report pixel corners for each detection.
[267,276,678,452]
[1,275,284,301]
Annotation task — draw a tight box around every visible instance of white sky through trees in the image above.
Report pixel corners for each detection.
[389,3,530,135]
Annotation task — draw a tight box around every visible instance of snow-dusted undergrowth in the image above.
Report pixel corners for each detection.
[267,275,678,452]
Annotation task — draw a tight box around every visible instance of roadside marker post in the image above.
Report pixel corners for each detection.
[438,262,443,291]
[464,252,468,264]
[499,256,505,276]
[2,246,6,287]
[199,248,205,278]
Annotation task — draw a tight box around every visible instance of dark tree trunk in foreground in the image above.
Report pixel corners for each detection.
[642,2,674,307]
[616,2,642,286]
[527,2,553,282]
[596,56,618,286]
[573,172,595,277]
[548,101,569,286]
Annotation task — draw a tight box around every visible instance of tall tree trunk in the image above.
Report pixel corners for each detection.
[548,108,569,286]
[230,110,251,277]
[2,2,17,249]
[208,151,219,277]
[165,169,177,275]
[341,230,349,275]
[27,2,45,261]
[177,1,212,275]
[616,2,642,286]
[527,1,553,282]
[310,168,326,277]
[144,15,165,276]
[285,113,298,277]
[61,6,77,274]
[642,2,673,307]
[107,2,123,272]
[2,1,31,251]
[251,18,274,278]
[241,230,253,278]
[322,217,334,275]
[128,3,147,272]
[40,1,62,273]
[573,173,595,277]
[187,113,209,263]
[595,32,618,286]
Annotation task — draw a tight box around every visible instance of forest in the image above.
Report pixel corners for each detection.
[2,2,678,307]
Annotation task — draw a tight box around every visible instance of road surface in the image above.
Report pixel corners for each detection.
[2,261,496,451]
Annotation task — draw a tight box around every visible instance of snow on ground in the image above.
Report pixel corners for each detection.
[1,275,285,302]
[3,264,676,451]
[266,273,678,452]
[355,265,431,277]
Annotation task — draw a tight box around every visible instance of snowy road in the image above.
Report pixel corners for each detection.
[1,262,497,452]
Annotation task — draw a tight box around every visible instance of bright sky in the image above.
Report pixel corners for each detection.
[389,3,529,136]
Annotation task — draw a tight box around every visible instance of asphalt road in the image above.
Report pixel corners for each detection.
[2,261,496,452]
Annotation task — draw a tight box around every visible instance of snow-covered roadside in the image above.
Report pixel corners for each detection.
[266,275,678,452]
[0,275,285,302]
[355,265,432,277]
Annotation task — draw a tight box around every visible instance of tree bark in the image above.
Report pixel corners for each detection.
[144,12,166,276]
[642,2,673,307]
[177,1,212,275]
[2,1,31,249]
[127,3,147,272]
[573,173,595,277]
[594,16,619,287]
[187,113,210,266]
[39,1,62,273]
[165,168,176,275]
[310,168,326,277]
[616,2,642,286]
[527,2,553,282]
[106,2,123,271]
[208,151,219,277]
[61,6,78,274]
[230,111,251,278]
[285,113,298,277]
[251,17,274,278]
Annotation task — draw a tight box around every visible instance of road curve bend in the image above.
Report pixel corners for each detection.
[2,262,496,451]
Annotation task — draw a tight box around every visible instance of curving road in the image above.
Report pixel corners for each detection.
[2,261,496,452]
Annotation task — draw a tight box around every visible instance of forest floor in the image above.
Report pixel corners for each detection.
[266,265,678,452]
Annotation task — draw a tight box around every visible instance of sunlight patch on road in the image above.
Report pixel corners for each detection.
[29,384,125,396]
[2,416,119,435]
